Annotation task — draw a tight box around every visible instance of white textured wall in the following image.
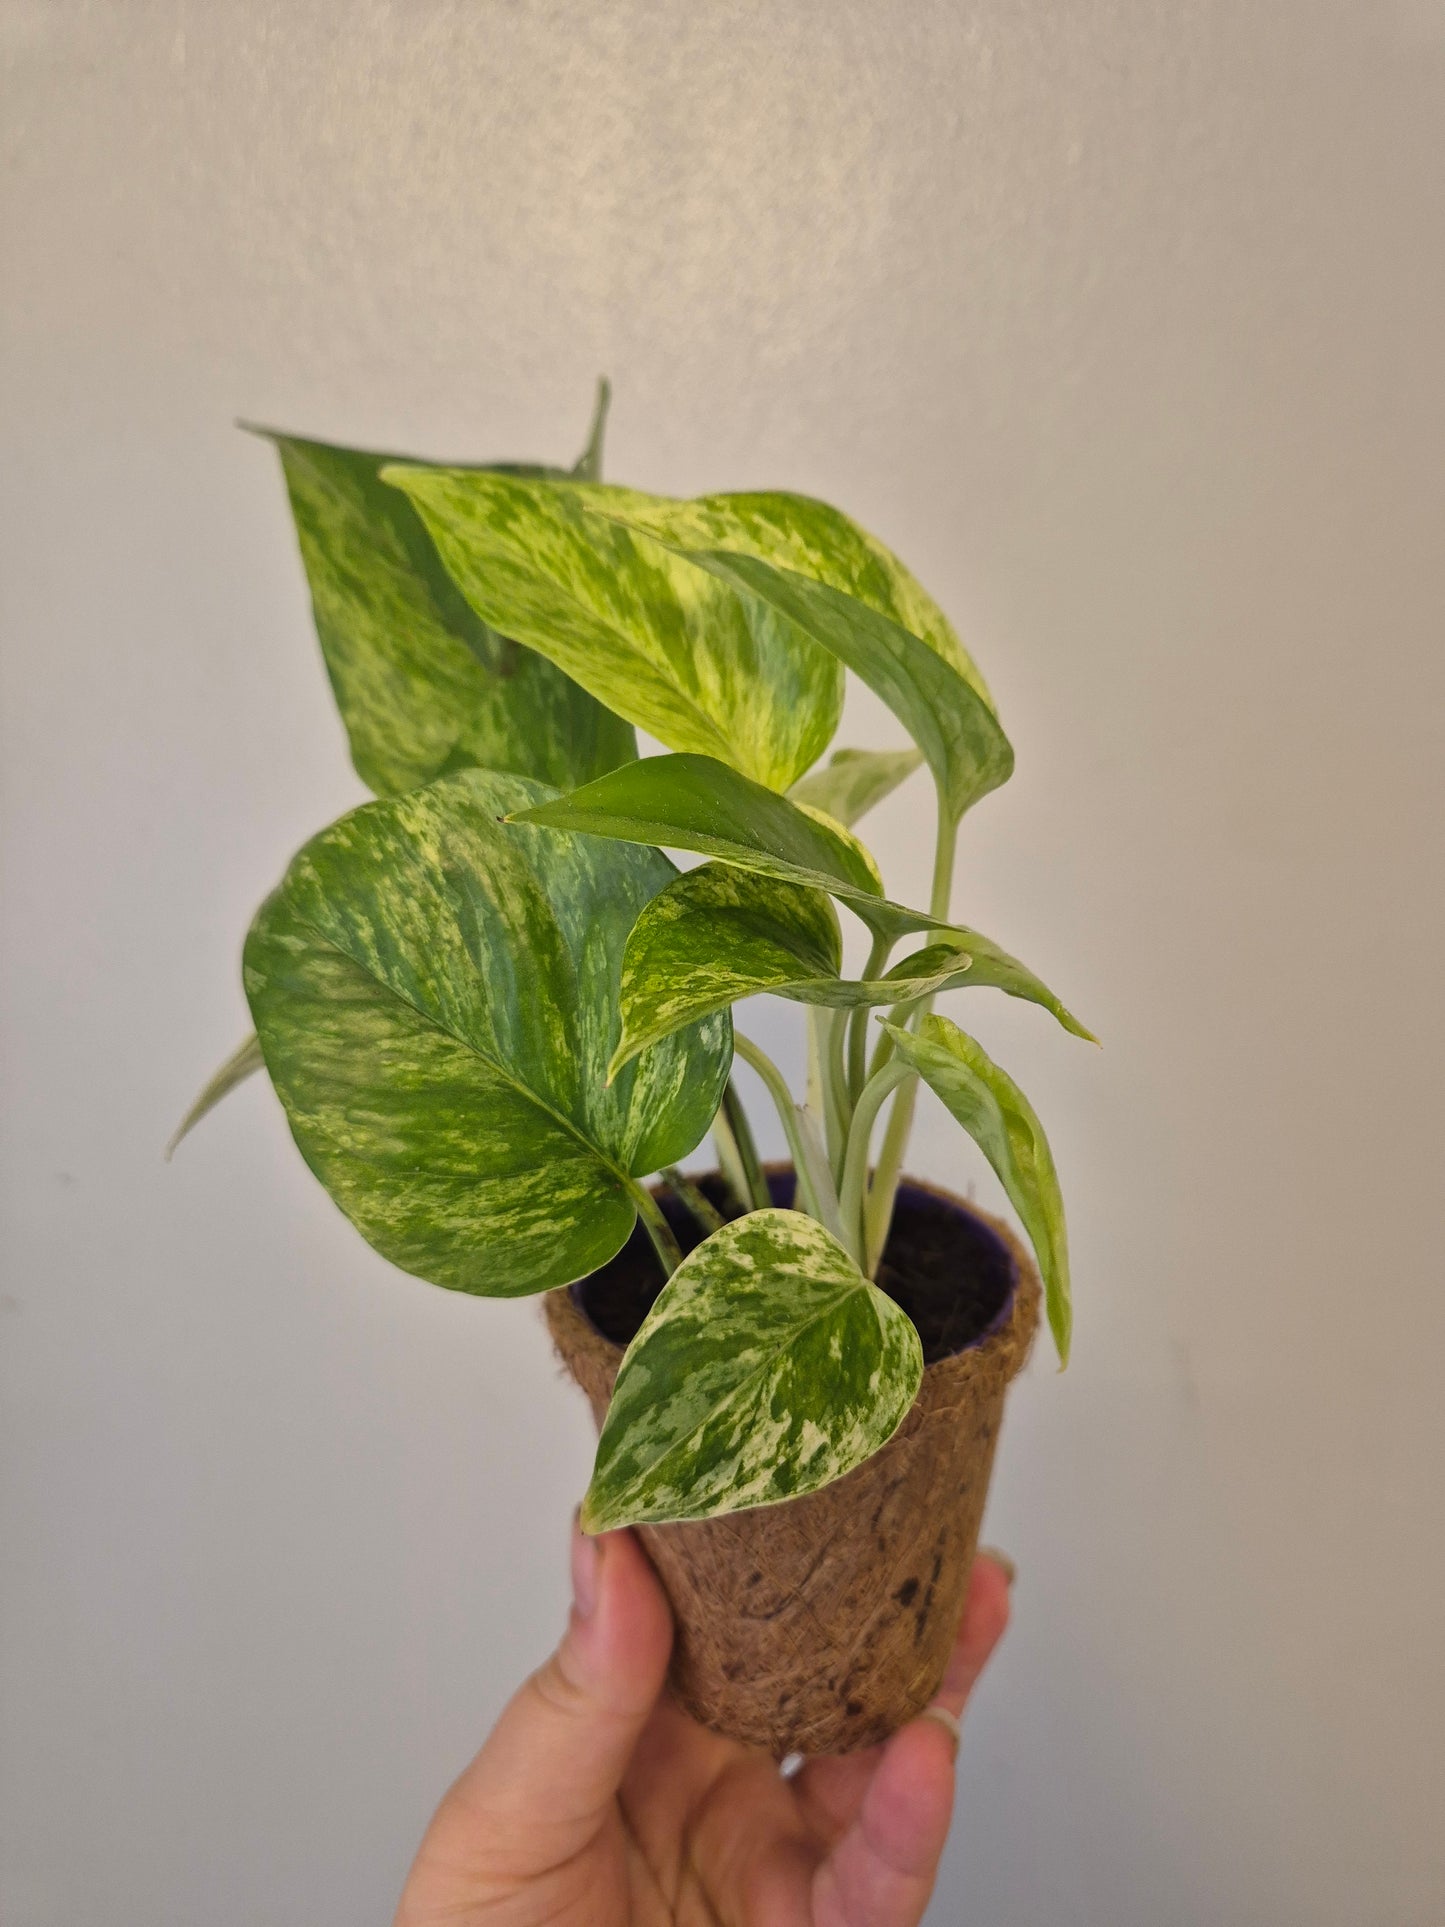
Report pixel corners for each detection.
[3,4,1443,1922]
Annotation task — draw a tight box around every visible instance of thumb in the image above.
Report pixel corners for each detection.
[396,1524,673,1917]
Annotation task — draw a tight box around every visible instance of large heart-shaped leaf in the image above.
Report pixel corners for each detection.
[380,468,844,792]
[260,431,636,796]
[608,862,1094,1074]
[510,753,942,943]
[243,770,730,1297]
[581,1208,923,1529]
[585,487,994,709]
[683,550,1014,823]
[882,1013,1072,1362]
[789,746,923,826]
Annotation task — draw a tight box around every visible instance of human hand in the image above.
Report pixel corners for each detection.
[394,1524,1012,1927]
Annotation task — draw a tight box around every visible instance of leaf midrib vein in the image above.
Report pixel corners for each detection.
[607,1278,889,1512]
[286,911,635,1191]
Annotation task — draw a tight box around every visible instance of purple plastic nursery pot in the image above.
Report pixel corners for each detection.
[543,1169,1039,1757]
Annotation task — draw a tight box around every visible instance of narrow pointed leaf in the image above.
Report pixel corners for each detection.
[933,928,1097,1042]
[165,1032,265,1158]
[789,746,923,826]
[380,467,843,791]
[581,1208,923,1529]
[683,550,1014,822]
[569,376,611,481]
[259,430,635,796]
[243,770,730,1297]
[587,487,994,708]
[510,753,943,943]
[882,1014,1072,1362]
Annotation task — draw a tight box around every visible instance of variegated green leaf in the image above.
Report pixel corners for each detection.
[789,746,924,826]
[610,867,839,1075]
[930,927,1097,1041]
[243,770,730,1297]
[259,430,636,796]
[609,865,972,1077]
[165,1032,265,1158]
[510,752,945,944]
[581,1208,923,1529]
[379,467,843,791]
[585,487,994,709]
[609,862,1093,1074]
[681,551,1014,823]
[882,1013,1072,1362]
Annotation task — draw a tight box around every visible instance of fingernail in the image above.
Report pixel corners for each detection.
[920,1703,962,1759]
[571,1521,600,1619]
[979,1545,1016,1587]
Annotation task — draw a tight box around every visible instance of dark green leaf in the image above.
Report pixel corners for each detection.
[882,1013,1072,1362]
[243,770,730,1296]
[259,431,635,795]
[380,467,843,791]
[789,746,923,826]
[581,1208,923,1529]
[510,753,943,943]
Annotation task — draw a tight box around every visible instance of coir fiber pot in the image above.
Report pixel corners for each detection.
[544,1170,1040,1758]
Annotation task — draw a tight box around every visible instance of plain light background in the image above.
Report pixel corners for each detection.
[3,3,1443,1922]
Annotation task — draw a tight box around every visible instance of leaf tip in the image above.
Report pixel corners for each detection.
[577,1490,612,1536]
[1064,1011,1101,1046]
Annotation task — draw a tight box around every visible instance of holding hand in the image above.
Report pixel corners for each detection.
[396,1524,1012,1927]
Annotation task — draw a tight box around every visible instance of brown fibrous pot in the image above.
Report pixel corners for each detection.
[544,1171,1039,1758]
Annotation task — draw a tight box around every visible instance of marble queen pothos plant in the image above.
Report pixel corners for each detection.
[176,383,1093,1536]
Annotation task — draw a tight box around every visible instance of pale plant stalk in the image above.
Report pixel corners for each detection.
[733,1033,843,1238]
[676,789,959,1279]
[808,1007,847,1175]
[862,795,958,1275]
[837,1059,910,1267]
[629,1177,684,1275]
[661,1166,724,1235]
[846,933,891,1100]
[805,1006,828,1122]
[824,1008,851,1176]
[716,1079,769,1210]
